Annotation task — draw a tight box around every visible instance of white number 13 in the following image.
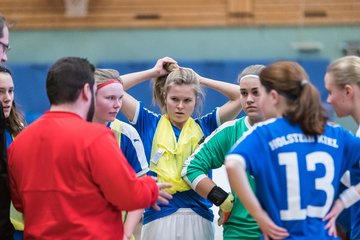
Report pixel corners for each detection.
[279,151,334,220]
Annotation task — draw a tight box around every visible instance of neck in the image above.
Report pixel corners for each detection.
[92,116,107,125]
[50,103,87,120]
[351,95,360,125]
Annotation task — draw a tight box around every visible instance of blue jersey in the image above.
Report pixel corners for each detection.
[228,118,360,239]
[108,120,149,177]
[350,126,360,240]
[5,129,12,149]
[130,102,220,224]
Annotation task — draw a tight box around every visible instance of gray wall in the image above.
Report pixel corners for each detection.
[8,25,360,131]
[9,26,360,63]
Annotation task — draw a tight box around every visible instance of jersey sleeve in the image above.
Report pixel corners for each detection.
[227,128,263,177]
[120,122,149,176]
[343,129,360,171]
[87,130,158,211]
[182,123,234,189]
[129,102,160,161]
[195,108,221,138]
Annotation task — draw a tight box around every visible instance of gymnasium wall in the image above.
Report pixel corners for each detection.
[6,26,360,131]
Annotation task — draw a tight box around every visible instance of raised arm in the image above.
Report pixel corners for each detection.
[225,154,289,239]
[120,57,176,122]
[199,76,242,124]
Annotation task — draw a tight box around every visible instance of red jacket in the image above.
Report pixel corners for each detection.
[8,111,158,239]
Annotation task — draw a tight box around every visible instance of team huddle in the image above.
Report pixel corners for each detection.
[1,15,360,240]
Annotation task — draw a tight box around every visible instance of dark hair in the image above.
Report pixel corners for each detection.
[0,16,8,38]
[46,57,95,105]
[260,61,328,135]
[0,65,25,136]
[237,64,266,83]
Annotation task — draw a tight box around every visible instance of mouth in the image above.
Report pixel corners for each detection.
[246,106,256,111]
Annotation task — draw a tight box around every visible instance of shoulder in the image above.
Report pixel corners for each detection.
[119,121,141,139]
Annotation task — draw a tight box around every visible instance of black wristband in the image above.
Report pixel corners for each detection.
[207,186,228,206]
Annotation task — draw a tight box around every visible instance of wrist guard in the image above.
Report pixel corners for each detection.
[207,186,228,206]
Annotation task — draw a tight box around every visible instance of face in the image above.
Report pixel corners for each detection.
[258,84,278,120]
[0,25,9,62]
[94,82,123,124]
[0,72,14,118]
[324,72,352,117]
[239,76,264,125]
[165,84,196,129]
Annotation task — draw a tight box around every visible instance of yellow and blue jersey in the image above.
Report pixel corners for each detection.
[130,102,220,224]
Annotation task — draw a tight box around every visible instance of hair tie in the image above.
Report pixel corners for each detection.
[239,74,260,82]
[97,79,122,89]
[301,79,309,86]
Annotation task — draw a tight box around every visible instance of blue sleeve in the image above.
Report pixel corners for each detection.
[5,129,13,149]
[343,129,360,171]
[120,122,149,176]
[228,128,263,177]
[195,108,220,138]
[130,102,160,161]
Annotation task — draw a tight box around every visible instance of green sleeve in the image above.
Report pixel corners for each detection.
[182,119,241,189]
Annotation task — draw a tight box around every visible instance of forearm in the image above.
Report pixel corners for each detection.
[121,69,158,90]
[195,177,217,199]
[199,77,240,101]
[339,183,360,208]
[225,155,264,221]
[123,209,143,239]
[200,77,242,123]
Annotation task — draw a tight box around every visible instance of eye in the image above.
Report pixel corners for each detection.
[240,91,248,97]
[184,98,192,103]
[106,96,116,100]
[252,90,260,96]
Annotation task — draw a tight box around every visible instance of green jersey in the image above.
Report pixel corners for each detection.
[182,116,261,240]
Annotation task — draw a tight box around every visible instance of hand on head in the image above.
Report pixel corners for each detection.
[152,57,177,77]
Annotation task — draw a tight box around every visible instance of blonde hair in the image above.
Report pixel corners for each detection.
[94,68,123,86]
[153,63,204,115]
[327,56,360,88]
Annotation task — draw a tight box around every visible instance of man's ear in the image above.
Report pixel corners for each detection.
[81,83,92,101]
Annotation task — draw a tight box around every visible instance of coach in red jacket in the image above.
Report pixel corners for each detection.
[8,57,171,239]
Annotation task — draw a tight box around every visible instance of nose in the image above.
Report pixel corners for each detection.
[114,99,122,109]
[177,101,183,109]
[326,95,331,104]
[0,53,7,62]
[3,92,11,103]
[246,94,254,103]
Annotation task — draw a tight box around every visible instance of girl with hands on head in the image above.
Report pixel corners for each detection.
[120,57,242,240]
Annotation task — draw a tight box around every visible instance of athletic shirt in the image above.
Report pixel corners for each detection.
[5,129,24,231]
[183,116,261,240]
[130,102,220,224]
[350,126,360,239]
[227,118,360,239]
[108,119,149,176]
[5,129,12,149]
